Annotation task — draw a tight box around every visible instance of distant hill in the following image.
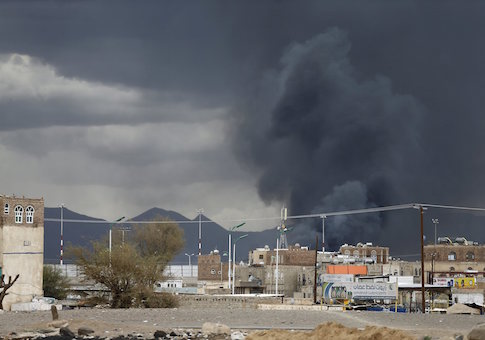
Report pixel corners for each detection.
[43,207,279,265]
[44,207,110,264]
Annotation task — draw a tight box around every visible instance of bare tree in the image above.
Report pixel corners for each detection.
[0,274,20,310]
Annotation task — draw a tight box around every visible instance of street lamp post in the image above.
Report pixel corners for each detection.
[228,222,245,291]
[197,209,204,256]
[432,218,439,246]
[60,204,64,266]
[221,252,228,283]
[109,216,126,262]
[232,234,248,295]
[185,253,194,277]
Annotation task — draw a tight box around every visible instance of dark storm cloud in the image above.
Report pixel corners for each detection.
[2,1,485,251]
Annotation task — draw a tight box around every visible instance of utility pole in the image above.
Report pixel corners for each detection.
[275,238,279,295]
[314,235,318,304]
[60,204,64,266]
[320,215,326,252]
[197,209,204,256]
[420,206,426,314]
[432,218,439,246]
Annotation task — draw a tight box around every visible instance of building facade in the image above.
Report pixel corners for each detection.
[339,243,389,264]
[197,252,229,282]
[0,195,44,310]
[424,237,485,282]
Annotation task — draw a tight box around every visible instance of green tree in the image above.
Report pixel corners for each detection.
[70,218,184,308]
[43,266,70,299]
[133,217,185,267]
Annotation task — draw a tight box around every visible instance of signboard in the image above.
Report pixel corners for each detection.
[322,282,397,301]
[321,274,354,283]
[433,277,476,288]
[454,277,476,289]
[433,277,454,287]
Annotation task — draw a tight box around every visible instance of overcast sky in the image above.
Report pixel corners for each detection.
[2,1,485,248]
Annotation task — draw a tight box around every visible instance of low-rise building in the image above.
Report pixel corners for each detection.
[424,237,485,282]
[339,242,389,264]
[0,195,44,310]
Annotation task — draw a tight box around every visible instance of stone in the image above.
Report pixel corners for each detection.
[48,320,69,328]
[51,305,59,320]
[36,328,58,334]
[60,327,76,338]
[468,326,485,340]
[11,332,40,340]
[231,331,245,340]
[154,330,167,338]
[78,326,95,336]
[202,322,231,336]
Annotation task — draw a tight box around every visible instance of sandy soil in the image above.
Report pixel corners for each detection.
[247,322,415,340]
[0,305,482,339]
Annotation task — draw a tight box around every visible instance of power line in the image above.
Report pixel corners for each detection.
[43,202,485,226]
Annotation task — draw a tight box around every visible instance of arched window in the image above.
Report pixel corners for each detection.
[4,203,9,214]
[353,250,360,258]
[344,250,350,256]
[14,205,23,223]
[468,267,473,271]
[25,206,34,224]
[450,267,455,272]
[466,252,475,261]
[448,252,456,261]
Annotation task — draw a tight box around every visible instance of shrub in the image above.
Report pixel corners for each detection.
[43,266,70,299]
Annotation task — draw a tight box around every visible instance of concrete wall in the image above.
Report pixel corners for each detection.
[0,195,44,310]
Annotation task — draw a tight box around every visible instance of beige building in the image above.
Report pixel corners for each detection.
[249,244,316,267]
[424,237,485,282]
[0,195,44,310]
[339,243,389,264]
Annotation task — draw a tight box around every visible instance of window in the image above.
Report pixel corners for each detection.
[210,269,216,275]
[450,267,455,272]
[25,206,34,224]
[4,203,9,214]
[353,250,360,258]
[259,254,264,260]
[14,205,23,223]
[448,252,456,261]
[466,252,475,261]
[468,267,473,271]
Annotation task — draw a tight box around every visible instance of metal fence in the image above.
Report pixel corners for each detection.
[46,263,198,279]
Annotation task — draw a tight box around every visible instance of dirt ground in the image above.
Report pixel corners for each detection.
[247,322,415,340]
[0,305,482,339]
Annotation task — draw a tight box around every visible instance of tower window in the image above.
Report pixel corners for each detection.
[26,206,34,224]
[14,205,23,223]
[4,203,9,214]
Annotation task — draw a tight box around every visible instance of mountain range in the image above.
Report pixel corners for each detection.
[44,207,280,264]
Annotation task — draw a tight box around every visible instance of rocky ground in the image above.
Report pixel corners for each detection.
[0,305,484,339]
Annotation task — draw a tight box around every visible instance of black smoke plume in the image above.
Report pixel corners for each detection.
[232,28,425,250]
